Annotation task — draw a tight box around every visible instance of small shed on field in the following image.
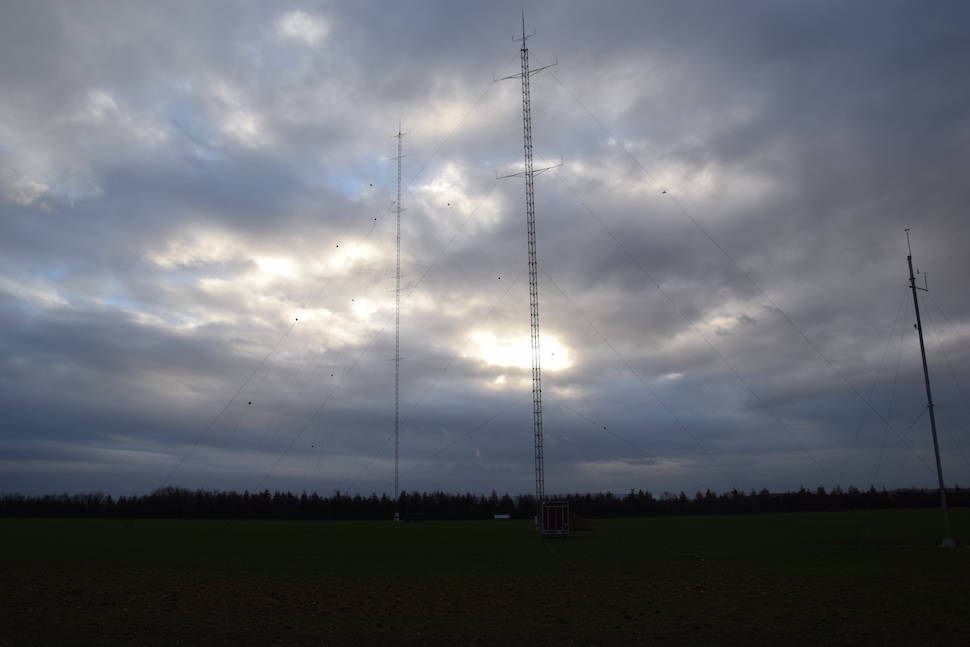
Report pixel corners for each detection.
[540,501,569,537]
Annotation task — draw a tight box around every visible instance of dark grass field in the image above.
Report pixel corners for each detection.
[2,508,969,646]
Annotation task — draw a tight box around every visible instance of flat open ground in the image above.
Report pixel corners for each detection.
[2,509,968,646]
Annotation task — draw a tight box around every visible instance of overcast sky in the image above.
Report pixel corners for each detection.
[2,0,969,497]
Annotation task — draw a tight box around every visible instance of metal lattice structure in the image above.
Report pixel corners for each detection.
[540,500,570,536]
[500,13,558,513]
[519,25,545,509]
[498,13,558,523]
[394,123,403,508]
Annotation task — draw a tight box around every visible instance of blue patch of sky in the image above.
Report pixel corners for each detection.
[168,98,225,162]
[27,262,72,283]
[327,155,395,200]
[103,294,145,311]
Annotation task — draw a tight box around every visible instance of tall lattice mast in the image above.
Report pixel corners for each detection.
[394,122,403,507]
[514,12,546,509]
[498,12,557,519]
[521,20,544,508]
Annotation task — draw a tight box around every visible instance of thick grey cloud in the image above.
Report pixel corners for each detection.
[2,0,969,497]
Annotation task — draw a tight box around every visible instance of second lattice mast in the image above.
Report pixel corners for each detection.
[393,122,403,517]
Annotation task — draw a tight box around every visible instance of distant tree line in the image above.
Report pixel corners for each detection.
[0,485,967,520]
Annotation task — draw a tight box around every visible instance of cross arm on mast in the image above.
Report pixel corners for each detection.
[496,159,563,180]
[495,58,558,82]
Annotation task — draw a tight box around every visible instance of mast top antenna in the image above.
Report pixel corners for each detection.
[515,9,535,47]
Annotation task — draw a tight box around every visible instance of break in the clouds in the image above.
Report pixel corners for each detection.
[2,0,970,496]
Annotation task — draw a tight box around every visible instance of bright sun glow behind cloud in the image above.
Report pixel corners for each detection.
[327,240,381,272]
[255,256,297,279]
[464,330,573,372]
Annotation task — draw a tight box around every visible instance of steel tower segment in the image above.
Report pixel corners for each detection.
[497,13,557,515]
[394,123,403,505]
[517,13,545,507]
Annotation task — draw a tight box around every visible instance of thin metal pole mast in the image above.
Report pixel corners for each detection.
[905,229,955,547]
[394,122,403,509]
[517,12,545,512]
